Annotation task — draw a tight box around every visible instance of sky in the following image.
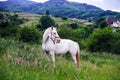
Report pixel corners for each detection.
[0,0,120,12]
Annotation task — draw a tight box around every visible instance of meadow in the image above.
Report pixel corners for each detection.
[0,38,120,80]
[0,12,120,80]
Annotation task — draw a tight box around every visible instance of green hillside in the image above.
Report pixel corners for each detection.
[7,12,92,27]
[0,12,120,80]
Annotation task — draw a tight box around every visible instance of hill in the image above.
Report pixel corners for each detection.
[0,0,37,6]
[0,0,120,21]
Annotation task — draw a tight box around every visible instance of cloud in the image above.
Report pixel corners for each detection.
[68,0,104,3]
[28,0,105,3]
[111,9,120,12]
[0,0,7,1]
[29,0,48,3]
[97,0,104,2]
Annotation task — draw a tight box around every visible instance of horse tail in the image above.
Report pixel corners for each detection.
[76,43,80,68]
[76,51,80,68]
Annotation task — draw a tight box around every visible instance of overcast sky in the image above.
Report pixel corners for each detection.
[0,0,120,12]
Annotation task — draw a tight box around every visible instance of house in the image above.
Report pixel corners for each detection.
[112,21,120,28]
[106,18,120,28]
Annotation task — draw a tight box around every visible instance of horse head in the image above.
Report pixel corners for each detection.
[43,26,61,44]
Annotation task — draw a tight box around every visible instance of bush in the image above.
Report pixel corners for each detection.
[57,24,93,49]
[62,17,68,20]
[0,26,19,38]
[0,13,27,28]
[0,13,4,20]
[110,32,120,54]
[69,23,78,29]
[0,21,9,28]
[86,27,120,54]
[86,27,113,52]
[19,27,42,44]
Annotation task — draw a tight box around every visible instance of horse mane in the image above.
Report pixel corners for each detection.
[43,27,51,43]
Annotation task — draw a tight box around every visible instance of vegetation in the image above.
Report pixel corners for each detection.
[0,26,19,38]
[0,38,120,80]
[99,21,108,29]
[69,22,78,29]
[86,27,120,54]
[1,0,120,22]
[58,24,94,49]
[19,27,42,44]
[37,15,55,29]
[0,12,120,80]
[61,17,68,20]
[45,10,50,16]
[95,17,108,28]
[0,13,27,28]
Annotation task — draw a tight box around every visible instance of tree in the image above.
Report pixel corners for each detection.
[39,16,55,29]
[70,22,78,29]
[45,10,50,16]
[95,17,105,28]
[99,21,108,29]
[0,13,4,20]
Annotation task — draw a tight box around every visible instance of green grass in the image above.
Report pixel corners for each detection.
[0,38,120,80]
[17,12,93,27]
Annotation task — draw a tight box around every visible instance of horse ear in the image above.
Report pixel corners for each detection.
[55,26,57,29]
[51,26,53,30]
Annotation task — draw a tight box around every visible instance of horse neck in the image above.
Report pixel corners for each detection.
[43,35,55,45]
[43,34,52,44]
[43,36,49,43]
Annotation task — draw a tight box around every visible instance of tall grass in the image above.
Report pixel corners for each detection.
[0,38,120,80]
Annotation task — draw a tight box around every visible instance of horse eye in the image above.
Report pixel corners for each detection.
[54,33,56,35]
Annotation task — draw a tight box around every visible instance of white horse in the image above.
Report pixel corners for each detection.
[42,27,80,68]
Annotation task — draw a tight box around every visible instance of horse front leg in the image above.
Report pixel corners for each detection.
[50,51,56,68]
[44,50,51,61]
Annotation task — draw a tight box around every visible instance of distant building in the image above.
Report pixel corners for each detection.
[106,17,120,28]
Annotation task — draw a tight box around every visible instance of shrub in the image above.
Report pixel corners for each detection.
[110,32,120,54]
[62,17,68,20]
[19,27,42,44]
[58,24,73,39]
[0,13,4,20]
[0,26,19,38]
[54,15,59,17]
[86,27,120,54]
[0,38,9,54]
[57,24,92,49]
[86,27,113,52]
[69,23,78,29]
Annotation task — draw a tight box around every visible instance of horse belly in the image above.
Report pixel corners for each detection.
[55,43,69,54]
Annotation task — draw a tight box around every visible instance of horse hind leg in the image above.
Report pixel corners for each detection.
[71,51,80,68]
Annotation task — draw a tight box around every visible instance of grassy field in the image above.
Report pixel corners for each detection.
[0,12,119,80]
[14,12,92,27]
[0,38,120,80]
